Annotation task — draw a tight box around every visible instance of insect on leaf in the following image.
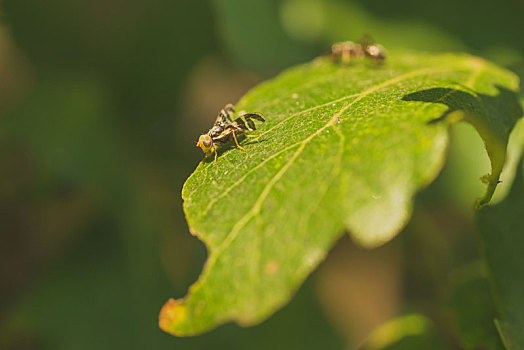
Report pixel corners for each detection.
[161,51,523,336]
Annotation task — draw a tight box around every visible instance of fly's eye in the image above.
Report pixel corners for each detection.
[367,45,379,56]
[202,135,212,147]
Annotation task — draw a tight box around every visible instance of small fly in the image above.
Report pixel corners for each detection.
[196,104,265,164]
[331,35,386,64]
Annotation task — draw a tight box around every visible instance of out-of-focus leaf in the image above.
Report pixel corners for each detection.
[376,334,448,350]
[213,0,312,71]
[280,0,464,53]
[161,52,522,336]
[359,314,450,350]
[478,159,524,349]
[360,314,431,350]
[447,266,504,349]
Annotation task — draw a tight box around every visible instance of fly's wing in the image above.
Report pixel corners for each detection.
[233,117,248,130]
[243,113,265,122]
[241,113,265,130]
[224,104,235,115]
[359,34,375,49]
[213,113,229,128]
[213,105,236,128]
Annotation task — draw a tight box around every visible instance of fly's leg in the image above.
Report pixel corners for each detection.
[213,146,218,164]
[232,131,246,151]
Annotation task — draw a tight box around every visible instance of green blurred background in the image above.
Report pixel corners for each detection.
[0,0,522,349]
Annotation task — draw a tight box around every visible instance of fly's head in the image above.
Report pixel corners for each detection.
[196,134,214,154]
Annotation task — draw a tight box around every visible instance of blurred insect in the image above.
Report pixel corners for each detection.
[330,40,361,64]
[196,103,265,164]
[359,34,387,63]
[330,35,386,64]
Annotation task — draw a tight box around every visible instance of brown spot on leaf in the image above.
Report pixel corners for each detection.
[265,260,280,274]
[159,298,185,334]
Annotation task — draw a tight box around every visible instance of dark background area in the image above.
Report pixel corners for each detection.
[0,0,522,349]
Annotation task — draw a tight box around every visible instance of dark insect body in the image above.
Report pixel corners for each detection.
[331,35,386,64]
[196,104,265,164]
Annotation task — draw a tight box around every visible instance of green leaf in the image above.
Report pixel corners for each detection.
[361,314,448,350]
[478,159,524,349]
[161,51,522,336]
[447,265,505,349]
[359,314,437,350]
[374,334,448,350]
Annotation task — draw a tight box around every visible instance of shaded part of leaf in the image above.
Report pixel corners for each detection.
[495,319,520,350]
[403,85,523,208]
[478,158,524,349]
[446,268,505,349]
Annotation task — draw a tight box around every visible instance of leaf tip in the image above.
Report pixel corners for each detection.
[159,298,187,336]
[475,174,500,209]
